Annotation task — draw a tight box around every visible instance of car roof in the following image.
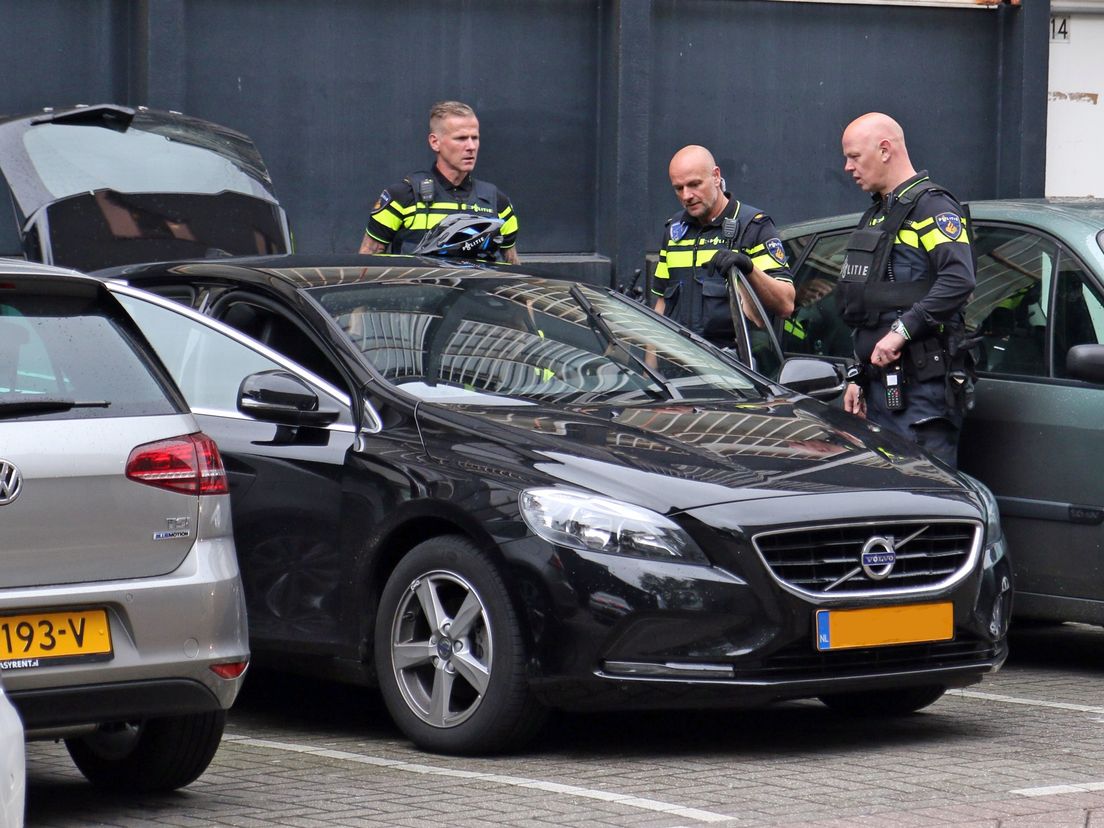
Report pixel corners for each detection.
[967,197,1104,231]
[781,198,1104,240]
[105,254,539,291]
[0,256,86,279]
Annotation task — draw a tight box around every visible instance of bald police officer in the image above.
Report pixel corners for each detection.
[838,112,976,467]
[652,145,794,347]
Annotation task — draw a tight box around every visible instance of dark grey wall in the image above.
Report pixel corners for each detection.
[0,0,1047,284]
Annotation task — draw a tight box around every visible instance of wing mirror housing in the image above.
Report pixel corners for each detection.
[1066,343,1104,384]
[237,370,340,426]
[778,357,847,400]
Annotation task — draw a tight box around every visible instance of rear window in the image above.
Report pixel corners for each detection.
[0,291,179,419]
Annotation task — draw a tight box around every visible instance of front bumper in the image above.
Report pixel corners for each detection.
[502,530,1012,713]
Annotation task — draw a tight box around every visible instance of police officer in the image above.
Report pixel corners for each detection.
[652,145,795,347]
[838,113,976,467]
[359,101,520,263]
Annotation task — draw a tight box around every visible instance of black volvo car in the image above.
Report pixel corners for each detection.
[94,256,1013,754]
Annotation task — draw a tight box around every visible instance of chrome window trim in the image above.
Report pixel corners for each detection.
[752,518,984,601]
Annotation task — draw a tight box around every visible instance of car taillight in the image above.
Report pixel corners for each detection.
[126,433,230,496]
[210,660,249,680]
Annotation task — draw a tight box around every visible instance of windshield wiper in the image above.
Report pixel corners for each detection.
[569,284,680,401]
[0,398,111,417]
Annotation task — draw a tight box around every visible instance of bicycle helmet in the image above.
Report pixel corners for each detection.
[410,214,505,260]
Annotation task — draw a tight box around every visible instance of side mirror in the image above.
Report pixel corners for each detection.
[778,357,847,400]
[237,370,340,426]
[1066,343,1104,384]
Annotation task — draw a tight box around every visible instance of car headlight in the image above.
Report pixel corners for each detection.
[519,488,708,564]
[961,473,1003,545]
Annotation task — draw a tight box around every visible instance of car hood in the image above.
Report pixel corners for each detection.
[0,104,290,270]
[414,394,968,514]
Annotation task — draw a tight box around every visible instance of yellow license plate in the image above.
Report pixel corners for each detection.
[0,609,113,666]
[815,602,953,651]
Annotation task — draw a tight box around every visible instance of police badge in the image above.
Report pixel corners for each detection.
[670,221,688,242]
[766,238,787,265]
[935,212,962,240]
[372,190,392,212]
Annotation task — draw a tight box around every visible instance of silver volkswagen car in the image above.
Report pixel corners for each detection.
[0,259,248,792]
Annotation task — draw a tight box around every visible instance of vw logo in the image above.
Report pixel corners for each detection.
[860,535,897,581]
[0,460,23,505]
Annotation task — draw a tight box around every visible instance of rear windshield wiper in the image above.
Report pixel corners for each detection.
[569,284,680,401]
[0,398,110,417]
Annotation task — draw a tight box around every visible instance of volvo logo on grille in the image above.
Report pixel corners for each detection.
[860,536,897,581]
[0,460,23,505]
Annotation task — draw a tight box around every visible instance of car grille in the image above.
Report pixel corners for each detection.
[748,636,999,680]
[753,520,980,597]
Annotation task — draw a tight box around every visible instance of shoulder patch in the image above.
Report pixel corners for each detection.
[753,212,765,221]
[935,212,963,240]
[670,221,688,242]
[765,237,787,265]
[372,189,392,212]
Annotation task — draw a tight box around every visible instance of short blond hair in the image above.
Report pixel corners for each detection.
[429,101,477,131]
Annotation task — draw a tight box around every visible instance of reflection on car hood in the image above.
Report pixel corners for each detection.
[416,394,966,513]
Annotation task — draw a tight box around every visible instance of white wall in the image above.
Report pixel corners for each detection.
[1047,5,1104,197]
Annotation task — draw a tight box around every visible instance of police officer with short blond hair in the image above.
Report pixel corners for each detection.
[838,113,976,467]
[652,145,794,346]
[359,101,519,263]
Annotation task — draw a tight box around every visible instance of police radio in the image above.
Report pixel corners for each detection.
[418,178,434,205]
[721,216,739,244]
[884,362,905,410]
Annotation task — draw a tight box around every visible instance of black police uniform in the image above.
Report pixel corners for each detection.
[365,166,518,257]
[838,171,976,466]
[650,196,792,348]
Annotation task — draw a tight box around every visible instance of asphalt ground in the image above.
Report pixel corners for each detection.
[22,622,1104,827]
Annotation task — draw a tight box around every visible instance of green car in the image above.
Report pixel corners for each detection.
[775,200,1104,627]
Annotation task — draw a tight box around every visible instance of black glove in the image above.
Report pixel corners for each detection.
[706,250,753,277]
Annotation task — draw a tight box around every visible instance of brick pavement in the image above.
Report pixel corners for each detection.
[22,623,1104,827]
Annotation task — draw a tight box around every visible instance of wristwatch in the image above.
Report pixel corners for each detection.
[890,318,910,340]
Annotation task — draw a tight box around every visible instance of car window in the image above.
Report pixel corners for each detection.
[0,293,177,418]
[213,298,347,390]
[115,292,350,419]
[310,278,764,404]
[1052,253,1104,378]
[966,224,1055,378]
[782,232,852,360]
[782,233,815,269]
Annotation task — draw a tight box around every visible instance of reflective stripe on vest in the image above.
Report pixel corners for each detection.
[391,171,500,254]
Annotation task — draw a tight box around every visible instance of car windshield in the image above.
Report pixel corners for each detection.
[0,293,178,420]
[308,277,763,405]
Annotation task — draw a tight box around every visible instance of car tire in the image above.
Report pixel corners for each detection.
[375,535,547,755]
[818,685,946,716]
[65,710,226,792]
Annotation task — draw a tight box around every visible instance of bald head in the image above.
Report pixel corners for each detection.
[668,145,727,222]
[841,112,916,196]
[670,145,716,178]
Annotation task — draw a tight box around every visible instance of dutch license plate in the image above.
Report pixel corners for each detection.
[0,609,113,667]
[815,602,952,652]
